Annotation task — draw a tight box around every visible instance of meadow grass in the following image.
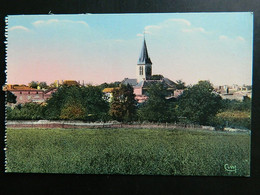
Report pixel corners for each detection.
[5,128,250,176]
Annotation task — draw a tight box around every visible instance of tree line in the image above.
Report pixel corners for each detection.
[6,80,251,129]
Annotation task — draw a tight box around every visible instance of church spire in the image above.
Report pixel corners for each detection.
[136,38,152,82]
[137,38,152,65]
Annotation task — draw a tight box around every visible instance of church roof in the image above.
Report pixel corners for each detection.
[121,78,138,86]
[134,78,177,89]
[137,39,152,65]
[162,77,177,88]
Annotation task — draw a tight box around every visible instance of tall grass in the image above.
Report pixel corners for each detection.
[6,128,250,176]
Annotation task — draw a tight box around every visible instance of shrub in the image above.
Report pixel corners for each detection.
[7,103,45,120]
[138,83,177,123]
[45,85,109,121]
[209,111,251,130]
[60,101,86,120]
[221,99,251,112]
[109,84,136,122]
[7,91,17,104]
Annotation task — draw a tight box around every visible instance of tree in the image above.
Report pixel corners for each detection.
[28,81,38,89]
[176,80,186,89]
[81,85,110,121]
[60,100,86,120]
[150,74,164,80]
[110,84,136,122]
[177,80,222,125]
[7,91,17,104]
[221,98,251,112]
[7,103,44,120]
[44,85,109,121]
[138,82,177,122]
[38,82,48,89]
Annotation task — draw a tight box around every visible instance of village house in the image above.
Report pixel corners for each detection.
[102,87,120,102]
[216,84,252,101]
[4,80,83,105]
[4,84,57,105]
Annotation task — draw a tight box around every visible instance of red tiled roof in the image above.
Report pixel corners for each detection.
[103,87,119,93]
[4,84,41,91]
[63,80,79,85]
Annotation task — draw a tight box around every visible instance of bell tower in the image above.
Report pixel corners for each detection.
[136,38,152,83]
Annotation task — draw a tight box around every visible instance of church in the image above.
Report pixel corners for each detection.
[121,38,179,103]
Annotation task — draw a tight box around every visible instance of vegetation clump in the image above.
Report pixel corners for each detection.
[44,85,109,121]
[138,82,177,122]
[177,80,222,125]
[109,84,136,122]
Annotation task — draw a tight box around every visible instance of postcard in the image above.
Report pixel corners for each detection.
[5,13,253,176]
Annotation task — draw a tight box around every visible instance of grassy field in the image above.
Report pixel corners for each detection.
[5,128,250,176]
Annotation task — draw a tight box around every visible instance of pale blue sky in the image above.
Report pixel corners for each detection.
[7,13,253,86]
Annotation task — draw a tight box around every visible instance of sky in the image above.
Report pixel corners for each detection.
[6,13,253,86]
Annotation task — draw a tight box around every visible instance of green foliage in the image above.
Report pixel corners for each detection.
[210,111,251,130]
[175,80,186,89]
[177,80,222,125]
[49,82,57,88]
[38,82,48,89]
[98,82,121,90]
[28,81,48,89]
[138,83,177,122]
[60,100,86,120]
[209,97,251,129]
[81,86,109,120]
[7,103,45,120]
[45,85,109,121]
[221,98,251,112]
[110,84,137,122]
[28,81,38,89]
[6,128,250,176]
[6,91,17,104]
[150,74,164,80]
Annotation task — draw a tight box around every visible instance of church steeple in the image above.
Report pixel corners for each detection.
[137,38,152,65]
[136,38,152,82]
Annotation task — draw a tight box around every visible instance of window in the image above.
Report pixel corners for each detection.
[139,66,143,75]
